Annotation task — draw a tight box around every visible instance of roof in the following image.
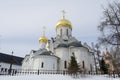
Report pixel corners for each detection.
[0,53,24,65]
[68,42,83,47]
[57,44,69,48]
[33,50,59,59]
[40,51,51,55]
[57,41,83,48]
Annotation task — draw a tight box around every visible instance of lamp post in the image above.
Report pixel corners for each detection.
[9,51,13,75]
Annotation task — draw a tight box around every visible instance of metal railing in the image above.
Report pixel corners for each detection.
[0,68,85,76]
[0,68,119,78]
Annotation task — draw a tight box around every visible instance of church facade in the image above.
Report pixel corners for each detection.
[22,14,95,72]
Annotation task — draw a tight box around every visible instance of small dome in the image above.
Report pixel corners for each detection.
[56,19,72,29]
[39,36,48,43]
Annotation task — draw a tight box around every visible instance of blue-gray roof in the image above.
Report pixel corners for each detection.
[68,42,83,47]
[57,44,69,48]
[40,51,51,55]
[57,41,83,48]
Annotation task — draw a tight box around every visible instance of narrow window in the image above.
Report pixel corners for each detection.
[64,61,67,69]
[53,64,55,69]
[72,52,75,56]
[60,29,62,36]
[41,62,44,68]
[66,29,68,36]
[90,64,92,72]
[5,68,7,72]
[1,68,3,71]
[82,61,85,69]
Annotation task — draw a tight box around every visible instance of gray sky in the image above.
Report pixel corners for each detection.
[0,0,114,57]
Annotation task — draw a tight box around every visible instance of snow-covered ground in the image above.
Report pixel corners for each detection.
[0,74,119,80]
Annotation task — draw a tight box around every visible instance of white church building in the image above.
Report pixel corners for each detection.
[22,13,95,73]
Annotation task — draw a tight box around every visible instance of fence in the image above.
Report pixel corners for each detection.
[0,68,119,78]
[0,68,80,76]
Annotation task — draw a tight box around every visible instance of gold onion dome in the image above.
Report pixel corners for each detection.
[56,10,72,29]
[39,35,48,43]
[56,19,72,29]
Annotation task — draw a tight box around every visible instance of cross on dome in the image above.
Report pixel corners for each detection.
[62,10,66,19]
[42,26,46,36]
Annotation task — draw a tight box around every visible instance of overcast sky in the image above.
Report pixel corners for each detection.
[0,0,115,57]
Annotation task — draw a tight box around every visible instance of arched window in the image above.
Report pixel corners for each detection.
[72,52,75,56]
[66,29,68,36]
[41,62,44,68]
[90,64,92,72]
[1,68,3,72]
[60,29,62,36]
[53,64,55,69]
[64,61,67,69]
[5,68,7,72]
[82,61,85,69]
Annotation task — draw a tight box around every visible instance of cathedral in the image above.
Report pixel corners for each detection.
[22,12,95,73]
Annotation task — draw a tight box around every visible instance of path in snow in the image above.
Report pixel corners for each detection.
[0,74,119,80]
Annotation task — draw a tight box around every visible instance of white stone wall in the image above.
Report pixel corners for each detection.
[40,42,46,49]
[0,62,22,69]
[33,55,58,70]
[22,61,30,69]
[56,27,72,39]
[22,55,31,69]
[54,46,94,72]
[88,53,95,71]
[69,47,93,71]
[55,48,69,70]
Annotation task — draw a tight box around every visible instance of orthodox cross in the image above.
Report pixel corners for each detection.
[42,26,46,36]
[62,10,66,19]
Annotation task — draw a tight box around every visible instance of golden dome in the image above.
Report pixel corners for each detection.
[39,35,48,43]
[56,10,72,29]
[56,19,72,29]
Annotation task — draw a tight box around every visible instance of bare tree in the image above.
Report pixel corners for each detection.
[98,1,120,77]
[110,47,120,77]
[98,1,120,46]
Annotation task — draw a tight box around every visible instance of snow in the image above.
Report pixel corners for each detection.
[0,74,119,80]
